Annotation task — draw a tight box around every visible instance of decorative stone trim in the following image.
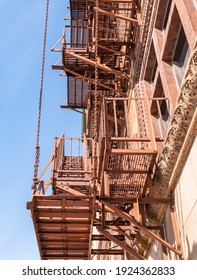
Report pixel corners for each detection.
[148,41,197,222]
[135,41,197,258]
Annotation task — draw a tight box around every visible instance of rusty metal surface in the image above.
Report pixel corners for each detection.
[31,195,94,260]
[28,133,183,260]
[28,0,184,261]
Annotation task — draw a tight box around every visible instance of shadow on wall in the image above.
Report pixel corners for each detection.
[186,236,197,260]
[148,240,164,260]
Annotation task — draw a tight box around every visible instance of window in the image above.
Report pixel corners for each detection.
[162,0,172,30]
[151,76,169,139]
[159,95,169,122]
[150,59,158,84]
[151,93,169,122]
[144,42,157,83]
[173,25,190,85]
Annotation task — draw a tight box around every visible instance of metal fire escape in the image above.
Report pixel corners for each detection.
[27,0,184,260]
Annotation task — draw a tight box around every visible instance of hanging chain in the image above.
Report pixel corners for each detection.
[93,0,99,191]
[32,0,50,189]
[94,0,99,139]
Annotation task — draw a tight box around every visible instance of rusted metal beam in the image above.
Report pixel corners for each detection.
[113,100,118,136]
[33,195,93,200]
[55,177,90,181]
[103,225,132,231]
[94,217,133,231]
[36,181,45,195]
[58,136,92,141]
[37,221,91,225]
[106,170,149,174]
[100,150,110,196]
[56,170,92,174]
[43,256,88,260]
[145,174,154,197]
[111,206,133,226]
[97,44,131,59]
[40,240,89,244]
[55,182,90,188]
[102,201,184,258]
[88,196,95,259]
[97,227,145,260]
[63,49,130,80]
[170,204,184,259]
[38,231,90,235]
[51,35,63,52]
[37,156,54,181]
[133,199,140,222]
[104,99,110,150]
[59,66,123,95]
[35,212,91,218]
[106,97,168,101]
[35,209,92,214]
[101,204,105,228]
[98,41,134,46]
[159,226,169,260]
[144,97,157,152]
[92,235,125,241]
[43,253,87,259]
[55,185,86,196]
[110,149,156,155]
[100,197,173,204]
[104,171,110,197]
[60,106,86,113]
[92,249,124,255]
[96,8,139,24]
[110,137,151,142]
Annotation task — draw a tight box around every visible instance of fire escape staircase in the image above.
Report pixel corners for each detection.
[27,102,183,260]
[27,0,184,261]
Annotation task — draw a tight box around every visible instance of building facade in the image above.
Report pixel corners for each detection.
[141,0,197,260]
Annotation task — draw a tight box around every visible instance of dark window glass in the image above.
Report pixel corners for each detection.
[162,0,172,30]
[173,25,189,67]
[160,98,169,121]
[150,59,158,83]
[173,25,190,84]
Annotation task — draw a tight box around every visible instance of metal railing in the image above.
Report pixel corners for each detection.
[103,97,157,153]
[63,24,89,50]
[32,135,94,195]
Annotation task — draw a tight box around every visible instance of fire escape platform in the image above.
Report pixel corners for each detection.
[30,195,94,260]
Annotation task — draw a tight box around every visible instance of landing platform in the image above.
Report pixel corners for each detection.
[28,195,94,260]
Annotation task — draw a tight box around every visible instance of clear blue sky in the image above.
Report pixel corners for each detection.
[0,0,81,259]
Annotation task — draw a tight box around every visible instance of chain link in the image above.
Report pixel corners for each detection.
[94,0,99,139]
[32,0,50,189]
[93,0,99,191]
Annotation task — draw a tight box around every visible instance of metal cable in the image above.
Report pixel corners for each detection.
[32,0,50,189]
